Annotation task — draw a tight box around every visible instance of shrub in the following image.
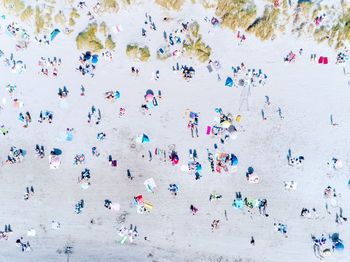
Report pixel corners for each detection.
[35,6,45,34]
[100,0,119,13]
[20,6,33,22]
[54,11,66,27]
[76,24,104,53]
[247,6,280,41]
[99,22,108,37]
[126,44,150,62]
[183,23,211,63]
[155,0,186,11]
[216,0,257,31]
[105,35,116,50]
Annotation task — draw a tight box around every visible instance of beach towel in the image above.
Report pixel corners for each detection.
[318,56,324,64]
[206,126,211,135]
[323,57,328,64]
[185,109,190,119]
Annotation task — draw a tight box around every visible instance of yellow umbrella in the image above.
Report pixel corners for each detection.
[221,120,230,128]
[236,115,242,122]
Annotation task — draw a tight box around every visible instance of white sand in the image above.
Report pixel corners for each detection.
[0,1,350,261]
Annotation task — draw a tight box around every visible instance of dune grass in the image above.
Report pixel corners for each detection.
[69,8,79,27]
[156,48,172,60]
[183,22,211,62]
[99,22,109,37]
[126,44,150,62]
[155,0,186,11]
[35,6,45,34]
[76,24,104,53]
[105,35,116,51]
[20,6,33,22]
[54,11,66,27]
[216,0,257,31]
[100,0,119,13]
[247,5,280,41]
[1,0,25,15]
[200,0,216,9]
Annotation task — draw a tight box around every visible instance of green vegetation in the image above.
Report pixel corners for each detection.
[99,22,108,37]
[247,5,280,41]
[20,6,33,22]
[126,44,150,62]
[156,46,172,60]
[183,21,211,62]
[100,0,119,13]
[155,0,186,11]
[105,35,116,51]
[35,6,45,34]
[1,0,25,15]
[69,8,80,27]
[216,0,257,31]
[54,11,66,27]
[76,24,104,53]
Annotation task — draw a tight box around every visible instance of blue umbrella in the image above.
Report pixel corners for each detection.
[84,52,91,60]
[92,55,98,63]
[248,166,254,174]
[335,242,344,250]
[231,154,238,166]
[225,77,233,87]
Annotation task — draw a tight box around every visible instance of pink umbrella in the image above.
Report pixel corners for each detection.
[145,93,154,102]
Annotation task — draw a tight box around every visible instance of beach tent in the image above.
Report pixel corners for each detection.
[50,29,60,41]
[142,134,150,143]
[225,77,233,87]
[136,134,150,144]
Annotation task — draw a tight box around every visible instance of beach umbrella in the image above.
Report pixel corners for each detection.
[225,77,233,87]
[115,91,120,99]
[221,120,230,128]
[335,242,344,251]
[231,154,238,166]
[84,52,91,60]
[145,93,154,101]
[51,148,62,155]
[331,233,339,243]
[236,115,242,122]
[91,55,98,63]
[248,166,254,174]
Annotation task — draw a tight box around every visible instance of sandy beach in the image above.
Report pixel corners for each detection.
[0,0,350,261]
